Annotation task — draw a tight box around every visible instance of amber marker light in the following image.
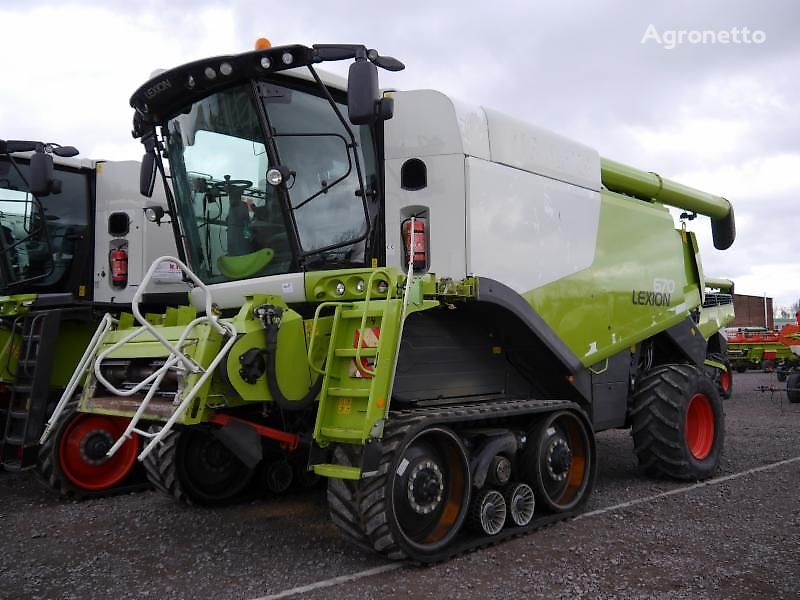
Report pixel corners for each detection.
[255,37,272,50]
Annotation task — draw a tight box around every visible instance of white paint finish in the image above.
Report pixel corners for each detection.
[465,157,600,293]
[384,90,468,160]
[451,97,491,159]
[189,272,307,310]
[384,155,467,280]
[92,161,184,303]
[483,108,601,191]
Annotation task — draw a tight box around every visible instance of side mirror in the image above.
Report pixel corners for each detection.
[347,59,379,125]
[30,151,58,196]
[140,151,157,197]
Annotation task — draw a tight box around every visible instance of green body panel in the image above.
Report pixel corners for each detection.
[0,293,95,388]
[0,327,20,382]
[0,294,37,318]
[49,321,95,388]
[225,295,314,402]
[522,190,703,366]
[696,303,735,340]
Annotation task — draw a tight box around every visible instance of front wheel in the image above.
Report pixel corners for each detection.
[38,401,140,497]
[144,426,255,506]
[631,364,724,480]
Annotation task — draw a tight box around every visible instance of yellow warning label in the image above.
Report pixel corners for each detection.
[337,397,352,415]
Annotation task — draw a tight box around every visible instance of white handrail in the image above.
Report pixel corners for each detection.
[39,313,117,444]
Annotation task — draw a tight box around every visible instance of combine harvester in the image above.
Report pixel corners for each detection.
[0,139,182,496]
[47,40,736,560]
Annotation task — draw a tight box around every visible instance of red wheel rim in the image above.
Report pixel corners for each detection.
[719,371,731,393]
[58,413,139,491]
[685,393,715,460]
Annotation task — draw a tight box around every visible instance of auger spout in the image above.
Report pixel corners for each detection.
[601,158,735,250]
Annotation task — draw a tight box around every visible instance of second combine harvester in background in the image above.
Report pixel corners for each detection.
[45,40,736,561]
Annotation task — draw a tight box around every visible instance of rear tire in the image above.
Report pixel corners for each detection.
[631,364,724,480]
[787,373,800,404]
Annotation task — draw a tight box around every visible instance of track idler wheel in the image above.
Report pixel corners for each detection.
[469,488,507,535]
[505,482,536,527]
[520,410,595,513]
[388,427,471,555]
[38,400,140,497]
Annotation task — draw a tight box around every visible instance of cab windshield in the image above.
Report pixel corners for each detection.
[164,80,374,285]
[0,158,89,292]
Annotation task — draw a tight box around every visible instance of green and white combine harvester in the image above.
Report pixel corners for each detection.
[0,140,182,495]
[43,41,736,561]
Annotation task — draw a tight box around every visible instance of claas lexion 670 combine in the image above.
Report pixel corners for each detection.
[42,40,736,561]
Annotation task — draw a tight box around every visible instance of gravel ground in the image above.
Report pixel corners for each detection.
[1,371,798,599]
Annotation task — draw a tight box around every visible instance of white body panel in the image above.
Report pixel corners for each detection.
[189,272,306,309]
[92,161,185,303]
[465,158,600,292]
[383,90,602,291]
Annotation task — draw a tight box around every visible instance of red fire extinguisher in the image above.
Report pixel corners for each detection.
[403,218,426,271]
[110,246,128,288]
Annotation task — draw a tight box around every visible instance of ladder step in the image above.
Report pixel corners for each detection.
[333,348,378,358]
[3,435,25,445]
[341,308,385,320]
[132,428,158,438]
[312,463,362,480]
[326,387,371,398]
[319,426,364,442]
[9,411,30,419]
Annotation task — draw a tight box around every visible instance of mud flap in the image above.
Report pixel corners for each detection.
[213,418,263,469]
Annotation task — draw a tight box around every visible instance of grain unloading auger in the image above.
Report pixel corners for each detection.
[53,40,736,561]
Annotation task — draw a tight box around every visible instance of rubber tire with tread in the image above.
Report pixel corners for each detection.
[143,426,254,506]
[787,373,800,404]
[37,400,140,498]
[631,364,724,481]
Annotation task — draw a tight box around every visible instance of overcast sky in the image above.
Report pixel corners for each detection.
[2,1,798,309]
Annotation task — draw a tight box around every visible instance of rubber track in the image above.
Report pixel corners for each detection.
[37,400,150,499]
[327,398,592,564]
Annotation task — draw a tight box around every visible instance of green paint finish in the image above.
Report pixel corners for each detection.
[0,294,37,318]
[697,302,735,340]
[312,463,361,479]
[521,190,703,367]
[304,267,401,302]
[0,327,20,382]
[312,291,439,449]
[601,158,731,220]
[49,321,95,388]
[225,295,314,402]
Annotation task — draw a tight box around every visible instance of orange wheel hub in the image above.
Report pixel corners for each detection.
[685,393,715,460]
[58,413,139,491]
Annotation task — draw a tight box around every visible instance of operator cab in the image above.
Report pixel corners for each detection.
[132,43,401,286]
[0,142,90,296]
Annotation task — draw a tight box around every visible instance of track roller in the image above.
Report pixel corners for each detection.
[505,482,536,526]
[469,488,507,535]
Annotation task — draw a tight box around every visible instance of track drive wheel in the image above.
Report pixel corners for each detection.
[519,410,595,513]
[632,364,724,480]
[787,373,800,404]
[38,400,140,498]
[327,424,471,560]
[143,425,254,506]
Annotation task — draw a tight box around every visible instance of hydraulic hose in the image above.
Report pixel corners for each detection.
[256,304,322,411]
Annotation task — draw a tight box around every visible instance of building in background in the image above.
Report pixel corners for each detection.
[731,294,773,329]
